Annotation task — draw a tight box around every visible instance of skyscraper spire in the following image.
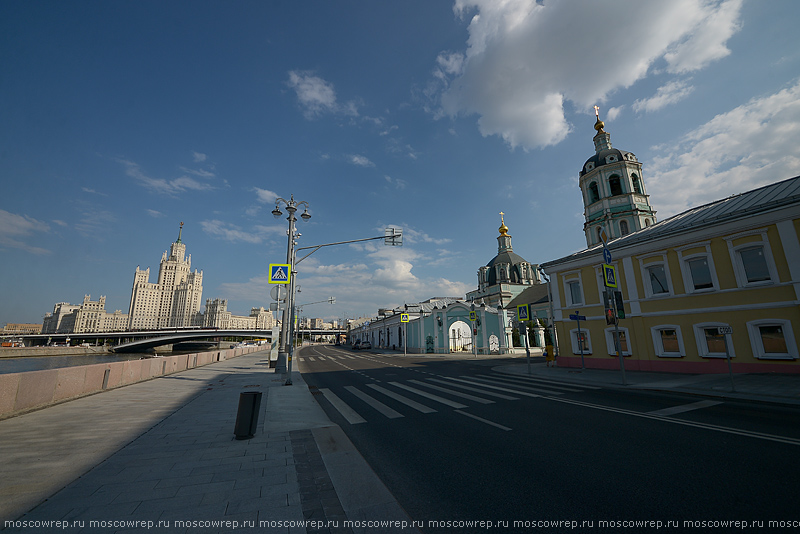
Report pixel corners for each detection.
[177,221,184,243]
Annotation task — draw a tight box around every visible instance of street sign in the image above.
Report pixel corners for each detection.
[603,247,612,264]
[517,304,529,321]
[469,311,477,322]
[568,314,587,321]
[270,285,287,301]
[269,264,291,284]
[718,326,733,335]
[400,313,410,323]
[602,263,617,288]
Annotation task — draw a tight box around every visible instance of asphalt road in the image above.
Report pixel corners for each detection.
[297,344,800,533]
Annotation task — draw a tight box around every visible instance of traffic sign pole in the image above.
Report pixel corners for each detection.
[719,326,735,392]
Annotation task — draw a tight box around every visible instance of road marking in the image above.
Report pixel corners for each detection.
[389,382,468,409]
[308,357,317,361]
[489,374,587,392]
[469,376,568,396]
[320,388,366,424]
[408,380,495,404]
[546,396,800,446]
[647,400,723,417]
[455,410,511,431]
[345,386,404,419]
[425,378,518,400]
[442,376,541,398]
[366,384,437,413]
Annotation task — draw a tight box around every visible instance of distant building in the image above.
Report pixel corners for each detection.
[200,298,275,330]
[351,297,514,354]
[42,295,128,334]
[2,323,42,335]
[128,223,204,330]
[466,214,541,309]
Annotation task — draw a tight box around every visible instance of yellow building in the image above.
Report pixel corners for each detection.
[541,175,800,374]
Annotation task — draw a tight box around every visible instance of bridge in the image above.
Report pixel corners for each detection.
[13,327,346,352]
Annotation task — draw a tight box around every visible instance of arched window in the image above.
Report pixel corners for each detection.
[645,218,652,227]
[620,220,629,235]
[609,175,623,196]
[588,182,600,203]
[631,174,642,194]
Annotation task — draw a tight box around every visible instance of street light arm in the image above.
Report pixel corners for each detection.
[295,234,394,265]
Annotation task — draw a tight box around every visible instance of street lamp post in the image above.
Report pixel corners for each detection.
[272,195,311,385]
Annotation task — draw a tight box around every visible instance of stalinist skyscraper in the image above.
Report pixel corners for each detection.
[128,223,204,330]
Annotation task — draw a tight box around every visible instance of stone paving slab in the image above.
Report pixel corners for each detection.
[1,350,417,534]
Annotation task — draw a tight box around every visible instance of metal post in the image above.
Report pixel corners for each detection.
[610,287,627,386]
[576,312,585,370]
[276,212,296,374]
[285,266,298,385]
[721,329,736,392]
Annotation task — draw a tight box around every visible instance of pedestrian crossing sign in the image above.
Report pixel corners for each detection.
[517,304,529,321]
[400,313,410,323]
[469,311,477,322]
[602,263,617,288]
[269,264,291,284]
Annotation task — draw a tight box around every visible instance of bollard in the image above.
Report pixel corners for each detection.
[234,391,263,440]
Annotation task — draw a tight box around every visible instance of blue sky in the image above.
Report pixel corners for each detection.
[2,0,799,326]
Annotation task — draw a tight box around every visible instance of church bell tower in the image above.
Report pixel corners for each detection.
[579,108,657,247]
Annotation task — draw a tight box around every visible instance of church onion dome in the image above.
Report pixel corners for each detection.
[484,212,533,286]
[580,148,637,177]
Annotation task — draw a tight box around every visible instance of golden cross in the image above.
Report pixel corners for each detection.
[594,105,600,118]
[499,211,505,224]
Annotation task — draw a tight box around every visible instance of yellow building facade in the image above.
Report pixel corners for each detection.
[541,176,800,374]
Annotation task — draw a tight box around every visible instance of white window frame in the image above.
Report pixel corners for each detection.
[746,319,798,360]
[725,230,779,288]
[677,243,719,294]
[639,253,673,299]
[569,327,592,355]
[562,271,585,307]
[693,322,735,359]
[604,326,631,356]
[650,325,685,358]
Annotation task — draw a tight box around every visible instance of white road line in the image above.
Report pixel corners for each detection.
[320,388,366,424]
[454,410,511,431]
[408,380,495,404]
[308,357,317,362]
[344,386,404,419]
[469,376,567,395]
[647,400,723,417]
[546,396,800,446]
[489,374,587,392]
[389,382,468,409]
[425,378,518,400]
[366,384,437,414]
[442,376,541,398]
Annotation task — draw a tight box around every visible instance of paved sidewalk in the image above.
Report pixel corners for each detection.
[495,361,800,406]
[1,350,415,533]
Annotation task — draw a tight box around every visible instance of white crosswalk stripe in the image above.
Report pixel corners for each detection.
[316,373,596,426]
[490,374,585,392]
[320,388,366,424]
[408,380,495,404]
[388,382,467,409]
[344,385,404,419]
[366,384,437,413]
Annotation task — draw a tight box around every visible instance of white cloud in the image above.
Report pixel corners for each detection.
[193,152,207,162]
[437,0,744,149]
[253,187,279,204]
[0,209,51,255]
[349,154,375,167]
[200,220,285,244]
[648,80,800,217]
[287,70,359,119]
[146,209,164,218]
[633,79,695,113]
[118,159,214,195]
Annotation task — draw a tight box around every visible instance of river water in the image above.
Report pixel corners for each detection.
[0,351,199,375]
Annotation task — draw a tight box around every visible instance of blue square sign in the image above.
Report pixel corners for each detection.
[269,264,291,284]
